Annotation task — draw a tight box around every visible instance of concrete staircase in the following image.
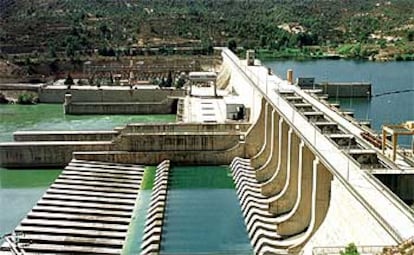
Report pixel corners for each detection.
[0,159,145,255]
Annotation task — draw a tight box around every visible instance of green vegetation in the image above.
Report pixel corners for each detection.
[17,92,38,105]
[141,166,157,190]
[1,0,413,62]
[0,93,9,104]
[64,73,74,85]
[341,243,360,255]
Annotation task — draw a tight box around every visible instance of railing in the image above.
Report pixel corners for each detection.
[221,48,414,242]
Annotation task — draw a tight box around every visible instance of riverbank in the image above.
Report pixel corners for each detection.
[254,43,414,62]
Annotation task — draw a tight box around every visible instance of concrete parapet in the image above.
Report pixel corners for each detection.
[38,87,186,103]
[113,133,241,151]
[121,122,250,134]
[0,141,112,168]
[73,143,245,165]
[64,98,177,115]
[13,131,118,142]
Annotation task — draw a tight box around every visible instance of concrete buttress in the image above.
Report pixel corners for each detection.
[276,145,314,237]
[268,131,301,215]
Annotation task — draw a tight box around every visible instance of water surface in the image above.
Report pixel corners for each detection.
[264,59,414,146]
[0,104,176,142]
[0,104,175,237]
[161,166,252,255]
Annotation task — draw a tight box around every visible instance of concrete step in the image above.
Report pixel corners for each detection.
[32,205,132,217]
[18,233,124,248]
[58,173,140,185]
[47,187,137,199]
[37,198,134,211]
[62,169,142,180]
[50,183,138,194]
[21,218,129,232]
[54,178,140,189]
[66,165,144,175]
[27,211,131,225]
[41,193,136,205]
[1,242,122,255]
[15,225,126,239]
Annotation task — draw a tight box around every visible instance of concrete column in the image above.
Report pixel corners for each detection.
[256,117,282,182]
[251,107,276,168]
[63,93,72,114]
[276,145,314,236]
[245,99,267,157]
[392,134,398,161]
[268,132,301,215]
[382,129,387,155]
[289,159,333,253]
[287,69,294,85]
[260,121,289,195]
[254,112,280,182]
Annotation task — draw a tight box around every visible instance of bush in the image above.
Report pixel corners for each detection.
[341,243,360,255]
[17,92,38,105]
[0,93,10,104]
[64,74,74,85]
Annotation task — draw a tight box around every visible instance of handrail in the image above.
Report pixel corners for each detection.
[222,48,413,242]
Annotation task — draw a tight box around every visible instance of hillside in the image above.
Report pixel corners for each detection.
[0,0,413,61]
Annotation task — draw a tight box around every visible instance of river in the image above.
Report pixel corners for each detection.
[264,59,414,147]
[0,104,175,237]
[0,59,412,251]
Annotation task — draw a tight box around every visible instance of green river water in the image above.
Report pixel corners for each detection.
[0,103,175,237]
[0,59,412,252]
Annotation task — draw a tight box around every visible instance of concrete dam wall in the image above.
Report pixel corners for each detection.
[39,87,186,103]
[0,122,249,168]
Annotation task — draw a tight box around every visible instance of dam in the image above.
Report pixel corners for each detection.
[0,48,413,254]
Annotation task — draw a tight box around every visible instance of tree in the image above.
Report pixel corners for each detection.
[64,74,74,86]
[340,243,359,255]
[176,77,185,88]
[166,71,173,87]
[228,39,237,53]
[406,30,414,42]
[109,73,114,85]
[159,77,166,87]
